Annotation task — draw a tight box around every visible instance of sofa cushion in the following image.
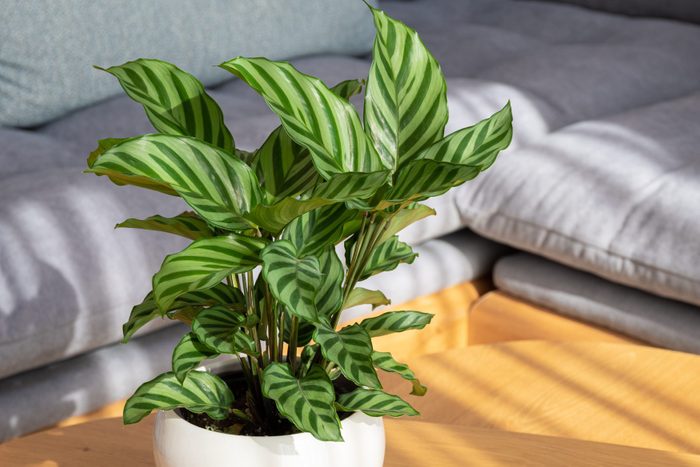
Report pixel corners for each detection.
[458,92,700,308]
[0,128,77,180]
[0,0,375,127]
[517,0,700,24]
[494,254,700,354]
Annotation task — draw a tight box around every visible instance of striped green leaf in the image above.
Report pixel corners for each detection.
[386,102,513,202]
[261,240,323,324]
[87,134,262,230]
[123,370,234,424]
[378,203,435,244]
[122,284,243,342]
[372,351,427,396]
[247,196,330,235]
[365,7,448,172]
[153,234,266,311]
[282,204,359,257]
[359,310,433,338]
[219,58,390,184]
[314,324,380,389]
[345,288,390,310]
[98,59,234,151]
[312,171,390,202]
[360,236,417,281]
[117,212,212,240]
[172,333,218,383]
[192,305,256,355]
[262,363,341,441]
[335,388,418,417]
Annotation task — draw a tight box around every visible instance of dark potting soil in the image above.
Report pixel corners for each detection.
[176,370,353,437]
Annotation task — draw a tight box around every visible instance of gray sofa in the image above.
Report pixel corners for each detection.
[2,0,700,440]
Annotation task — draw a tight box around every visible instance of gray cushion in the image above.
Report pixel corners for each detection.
[0,324,186,442]
[518,0,700,24]
[457,92,700,308]
[0,168,189,379]
[494,253,700,354]
[0,0,375,127]
[0,128,78,180]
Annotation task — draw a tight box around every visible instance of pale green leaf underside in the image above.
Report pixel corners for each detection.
[123,370,233,424]
[344,287,391,310]
[262,363,341,441]
[314,324,381,389]
[372,351,427,396]
[335,388,418,417]
[99,58,233,151]
[117,211,212,240]
[378,203,435,244]
[359,310,433,338]
[153,234,266,311]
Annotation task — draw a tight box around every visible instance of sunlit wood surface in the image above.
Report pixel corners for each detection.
[382,341,700,453]
[3,416,699,467]
[469,291,643,346]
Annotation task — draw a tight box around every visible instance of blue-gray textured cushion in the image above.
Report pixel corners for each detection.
[518,0,700,24]
[0,0,375,127]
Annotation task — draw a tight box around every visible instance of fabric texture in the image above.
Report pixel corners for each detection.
[458,92,700,308]
[0,0,375,127]
[494,254,700,354]
[517,0,700,24]
[0,324,185,441]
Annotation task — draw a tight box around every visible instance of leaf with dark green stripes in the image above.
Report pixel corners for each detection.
[153,234,266,311]
[98,59,234,151]
[359,310,433,337]
[335,388,418,417]
[283,204,359,257]
[122,284,243,342]
[247,196,330,235]
[365,6,448,172]
[117,211,212,240]
[219,58,390,186]
[314,324,380,389]
[359,236,417,281]
[378,203,435,244]
[386,102,513,202]
[192,305,256,355]
[172,333,218,383]
[123,370,234,424]
[372,351,427,396]
[87,134,262,230]
[344,288,390,310]
[261,240,323,324]
[262,363,341,441]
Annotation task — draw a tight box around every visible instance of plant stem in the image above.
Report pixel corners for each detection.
[287,315,299,372]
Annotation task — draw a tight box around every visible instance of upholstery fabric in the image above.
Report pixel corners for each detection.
[0,0,375,127]
[517,0,700,24]
[458,92,700,307]
[494,254,700,354]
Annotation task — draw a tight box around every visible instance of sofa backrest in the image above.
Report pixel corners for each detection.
[518,0,700,24]
[0,0,376,128]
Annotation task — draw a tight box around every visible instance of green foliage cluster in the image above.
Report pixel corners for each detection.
[86,5,512,441]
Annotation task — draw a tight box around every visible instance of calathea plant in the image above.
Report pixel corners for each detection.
[86,5,512,441]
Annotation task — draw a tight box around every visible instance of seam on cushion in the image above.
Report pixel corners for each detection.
[463,206,699,287]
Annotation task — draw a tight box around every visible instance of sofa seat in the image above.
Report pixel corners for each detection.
[494,254,700,354]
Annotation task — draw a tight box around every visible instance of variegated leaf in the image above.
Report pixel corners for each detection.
[98,59,234,151]
[359,236,417,281]
[122,284,243,342]
[247,196,330,235]
[378,203,435,244]
[344,288,390,310]
[123,370,234,424]
[172,333,218,383]
[261,240,323,324]
[117,212,212,240]
[359,310,433,337]
[386,102,513,202]
[87,134,262,230]
[282,204,359,257]
[219,58,390,185]
[153,234,266,311]
[262,363,342,441]
[365,7,448,171]
[372,351,427,396]
[192,305,256,355]
[335,388,418,417]
[314,324,381,389]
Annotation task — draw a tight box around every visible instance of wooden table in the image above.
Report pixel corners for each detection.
[3,341,700,466]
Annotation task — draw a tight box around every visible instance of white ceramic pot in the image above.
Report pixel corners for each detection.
[152,360,385,467]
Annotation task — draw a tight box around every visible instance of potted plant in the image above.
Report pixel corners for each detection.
[86,5,512,467]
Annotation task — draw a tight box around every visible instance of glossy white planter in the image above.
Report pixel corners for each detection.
[152,360,385,466]
[154,409,385,467]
